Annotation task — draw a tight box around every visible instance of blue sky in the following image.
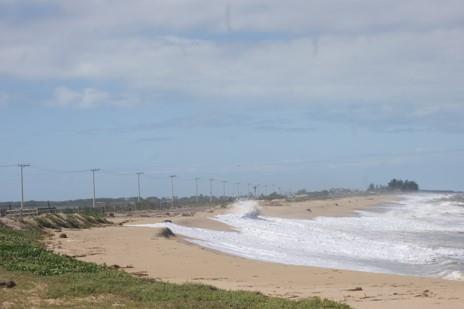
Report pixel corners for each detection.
[1,0,464,201]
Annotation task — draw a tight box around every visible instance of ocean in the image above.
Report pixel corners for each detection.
[132,193,464,280]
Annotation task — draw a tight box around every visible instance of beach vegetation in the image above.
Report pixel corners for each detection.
[28,213,110,230]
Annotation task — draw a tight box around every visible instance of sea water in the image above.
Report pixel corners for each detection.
[131,193,464,280]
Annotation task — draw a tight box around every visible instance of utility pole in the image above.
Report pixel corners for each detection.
[248,183,251,198]
[209,178,214,203]
[170,175,176,207]
[194,177,200,203]
[18,163,30,218]
[90,169,100,208]
[236,182,240,199]
[253,185,258,198]
[136,172,144,203]
[222,180,227,199]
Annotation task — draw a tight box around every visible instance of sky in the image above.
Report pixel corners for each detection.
[1,0,464,201]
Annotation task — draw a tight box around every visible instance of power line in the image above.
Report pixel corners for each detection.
[0,164,17,168]
[2,162,271,201]
[100,170,136,177]
[29,166,89,174]
[143,174,165,180]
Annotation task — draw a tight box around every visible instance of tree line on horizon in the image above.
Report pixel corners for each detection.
[368,178,419,192]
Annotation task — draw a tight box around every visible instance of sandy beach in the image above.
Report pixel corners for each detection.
[46,195,464,309]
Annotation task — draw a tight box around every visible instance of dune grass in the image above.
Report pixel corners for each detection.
[0,223,350,308]
[31,213,110,229]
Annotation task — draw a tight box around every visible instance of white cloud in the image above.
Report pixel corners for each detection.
[57,31,464,106]
[0,0,464,126]
[49,87,109,109]
[5,1,462,35]
[48,87,142,109]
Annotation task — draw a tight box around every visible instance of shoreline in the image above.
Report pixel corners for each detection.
[46,194,464,309]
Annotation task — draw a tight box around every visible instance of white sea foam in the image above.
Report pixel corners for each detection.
[131,193,464,280]
[230,200,262,219]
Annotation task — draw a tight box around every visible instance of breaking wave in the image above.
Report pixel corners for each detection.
[231,200,261,219]
[131,193,464,281]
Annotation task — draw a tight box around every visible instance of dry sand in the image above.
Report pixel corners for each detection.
[47,195,464,309]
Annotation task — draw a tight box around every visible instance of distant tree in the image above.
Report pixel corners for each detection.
[388,179,399,190]
[388,179,418,191]
[367,179,419,193]
[266,192,285,200]
[403,180,419,191]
